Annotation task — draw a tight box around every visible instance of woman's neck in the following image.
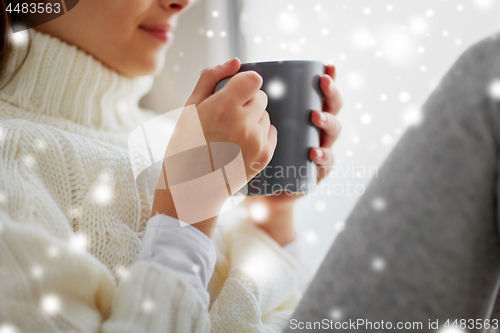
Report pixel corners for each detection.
[0,29,154,132]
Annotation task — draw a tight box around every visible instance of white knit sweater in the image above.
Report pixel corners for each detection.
[0,30,301,332]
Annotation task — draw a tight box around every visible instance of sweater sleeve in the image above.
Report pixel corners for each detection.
[208,219,302,333]
[138,214,217,307]
[0,123,210,333]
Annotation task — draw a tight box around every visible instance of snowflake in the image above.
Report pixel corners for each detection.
[347,73,364,90]
[241,248,275,280]
[32,265,44,279]
[371,257,386,272]
[22,154,35,168]
[488,79,500,99]
[93,172,114,204]
[372,197,387,210]
[399,91,411,103]
[10,27,29,46]
[335,221,345,233]
[380,31,415,65]
[329,308,343,321]
[142,299,155,313]
[439,328,465,333]
[267,79,287,99]
[70,232,87,252]
[35,139,46,150]
[474,0,494,9]
[249,202,269,222]
[381,135,394,146]
[47,245,60,258]
[352,30,374,50]
[360,113,372,125]
[0,324,19,333]
[116,100,128,113]
[41,294,61,315]
[304,230,318,245]
[116,266,130,280]
[402,106,423,126]
[278,12,298,32]
[409,16,428,36]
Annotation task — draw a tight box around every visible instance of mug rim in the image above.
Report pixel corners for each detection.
[202,60,325,73]
[239,59,324,66]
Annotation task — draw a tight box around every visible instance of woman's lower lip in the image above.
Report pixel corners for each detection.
[141,28,174,43]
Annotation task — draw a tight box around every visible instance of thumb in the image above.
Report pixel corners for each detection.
[185,57,241,107]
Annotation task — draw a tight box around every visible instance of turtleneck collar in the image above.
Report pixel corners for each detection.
[0,29,154,132]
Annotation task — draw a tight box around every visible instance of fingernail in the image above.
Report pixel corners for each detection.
[320,111,327,122]
[224,57,239,65]
[316,148,324,158]
[329,77,335,90]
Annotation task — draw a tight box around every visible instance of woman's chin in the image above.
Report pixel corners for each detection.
[115,53,167,78]
[151,54,167,77]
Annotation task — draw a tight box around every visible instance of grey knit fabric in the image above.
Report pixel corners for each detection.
[286,33,500,332]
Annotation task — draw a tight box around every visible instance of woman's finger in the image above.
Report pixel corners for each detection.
[309,147,335,182]
[325,64,336,81]
[243,89,268,123]
[311,110,342,148]
[320,74,343,115]
[185,57,241,106]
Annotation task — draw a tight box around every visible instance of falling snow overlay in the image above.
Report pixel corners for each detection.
[236,1,499,234]
[329,308,343,321]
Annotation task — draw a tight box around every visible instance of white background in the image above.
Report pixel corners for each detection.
[238,0,500,271]
[146,0,500,272]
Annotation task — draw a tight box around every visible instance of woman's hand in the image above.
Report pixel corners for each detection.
[152,58,278,239]
[245,64,343,246]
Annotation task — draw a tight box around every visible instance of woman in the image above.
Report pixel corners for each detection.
[0,0,343,332]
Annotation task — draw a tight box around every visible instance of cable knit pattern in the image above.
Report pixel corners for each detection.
[0,29,301,333]
[208,220,302,333]
[0,30,153,132]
